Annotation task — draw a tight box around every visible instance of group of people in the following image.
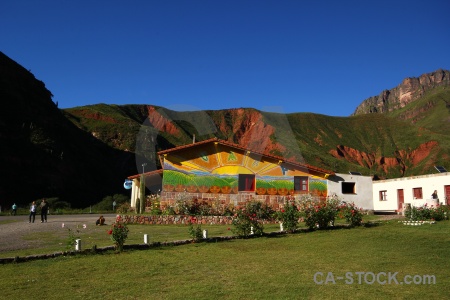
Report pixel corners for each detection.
[14,200,107,226]
[28,199,49,223]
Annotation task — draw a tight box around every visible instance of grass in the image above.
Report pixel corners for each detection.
[1,216,450,299]
[0,221,280,258]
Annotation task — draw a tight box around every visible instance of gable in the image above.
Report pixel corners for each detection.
[158,138,332,178]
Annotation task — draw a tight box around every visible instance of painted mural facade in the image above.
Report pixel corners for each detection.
[160,141,329,198]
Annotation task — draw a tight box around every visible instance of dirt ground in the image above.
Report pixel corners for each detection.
[0,214,117,253]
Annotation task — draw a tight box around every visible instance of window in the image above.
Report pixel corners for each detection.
[294,176,308,192]
[238,174,255,192]
[379,190,387,201]
[341,182,355,194]
[413,187,423,199]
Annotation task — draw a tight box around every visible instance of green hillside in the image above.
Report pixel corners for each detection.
[63,86,450,179]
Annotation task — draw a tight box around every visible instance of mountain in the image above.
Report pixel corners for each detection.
[352,69,450,115]
[1,50,449,208]
[0,52,136,208]
[65,78,450,180]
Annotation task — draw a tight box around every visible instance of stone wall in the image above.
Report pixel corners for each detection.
[158,192,320,211]
[122,214,280,225]
[122,214,235,225]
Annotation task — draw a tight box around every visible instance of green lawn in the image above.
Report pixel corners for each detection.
[1,218,449,299]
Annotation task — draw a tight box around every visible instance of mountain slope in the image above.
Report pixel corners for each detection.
[352,69,450,115]
[65,93,450,180]
[0,52,136,207]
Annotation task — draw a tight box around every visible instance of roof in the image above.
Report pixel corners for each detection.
[127,169,163,180]
[157,137,334,176]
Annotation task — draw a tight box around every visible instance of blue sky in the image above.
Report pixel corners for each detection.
[2,0,449,116]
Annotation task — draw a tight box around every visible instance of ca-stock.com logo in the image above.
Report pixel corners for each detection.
[313,271,436,285]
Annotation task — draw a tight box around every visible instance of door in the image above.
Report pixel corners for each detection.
[397,189,404,211]
[445,185,450,205]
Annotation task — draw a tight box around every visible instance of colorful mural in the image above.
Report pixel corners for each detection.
[161,143,328,196]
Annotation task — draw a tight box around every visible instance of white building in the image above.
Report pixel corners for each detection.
[328,173,374,210]
[373,172,450,213]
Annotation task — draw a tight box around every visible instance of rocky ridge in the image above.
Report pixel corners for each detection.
[352,69,450,115]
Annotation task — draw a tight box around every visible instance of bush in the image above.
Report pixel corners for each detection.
[339,202,363,227]
[231,201,266,237]
[187,216,203,242]
[405,204,449,221]
[107,215,129,252]
[46,198,71,210]
[175,198,213,216]
[116,202,131,214]
[276,199,300,233]
[93,194,129,212]
[300,196,340,229]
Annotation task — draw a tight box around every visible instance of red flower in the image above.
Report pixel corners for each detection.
[227,227,230,230]
[108,230,113,235]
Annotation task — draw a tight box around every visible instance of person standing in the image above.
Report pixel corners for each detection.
[431,190,438,199]
[40,199,49,223]
[431,190,439,205]
[11,203,17,216]
[29,201,36,223]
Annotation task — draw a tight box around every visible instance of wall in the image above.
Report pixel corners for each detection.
[327,173,374,210]
[122,214,277,225]
[158,191,323,212]
[161,142,328,201]
[373,172,450,212]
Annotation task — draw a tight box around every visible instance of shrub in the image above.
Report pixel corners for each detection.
[276,200,300,233]
[300,196,340,229]
[339,202,363,227]
[430,205,449,221]
[175,198,214,216]
[116,202,131,214]
[232,201,265,237]
[162,205,176,215]
[94,194,129,212]
[147,195,162,215]
[46,197,71,210]
[187,216,203,242]
[405,204,449,221]
[107,215,129,252]
[64,223,86,250]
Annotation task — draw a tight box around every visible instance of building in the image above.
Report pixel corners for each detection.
[127,169,163,209]
[128,138,338,210]
[373,172,450,213]
[127,139,450,213]
[327,173,374,210]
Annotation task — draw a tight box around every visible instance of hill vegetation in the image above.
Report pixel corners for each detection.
[64,85,450,179]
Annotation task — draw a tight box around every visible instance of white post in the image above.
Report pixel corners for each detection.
[280,223,284,231]
[75,239,81,251]
[144,234,149,244]
[202,230,208,239]
[250,226,254,235]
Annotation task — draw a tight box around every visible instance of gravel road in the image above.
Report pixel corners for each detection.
[0,214,117,253]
